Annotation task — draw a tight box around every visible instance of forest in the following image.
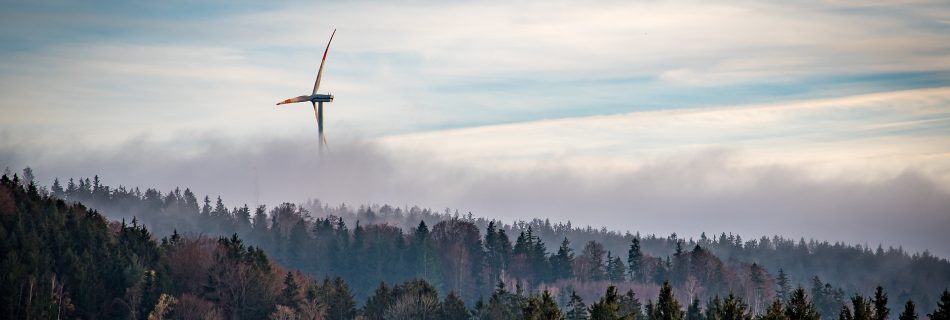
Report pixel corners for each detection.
[1,169,949,319]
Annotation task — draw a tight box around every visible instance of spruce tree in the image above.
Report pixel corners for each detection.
[440,291,469,320]
[621,289,645,320]
[704,297,721,320]
[628,237,643,282]
[525,290,562,320]
[852,295,873,320]
[929,290,950,320]
[412,220,442,291]
[363,282,392,320]
[325,277,356,320]
[671,242,688,285]
[51,178,64,197]
[654,282,683,320]
[566,290,589,320]
[898,301,917,320]
[540,290,563,320]
[607,252,627,283]
[785,287,820,320]
[484,280,518,320]
[775,269,791,304]
[872,286,888,320]
[840,305,854,320]
[761,299,790,320]
[718,294,752,320]
[280,272,301,308]
[591,285,622,320]
[685,298,703,320]
[583,241,607,281]
[484,221,511,284]
[524,295,543,320]
[552,237,575,281]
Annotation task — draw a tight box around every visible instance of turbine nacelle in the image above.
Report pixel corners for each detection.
[276,94,334,106]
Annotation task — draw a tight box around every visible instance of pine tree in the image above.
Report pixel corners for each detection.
[583,241,607,281]
[761,299,790,320]
[840,305,854,320]
[51,178,64,197]
[607,252,627,283]
[705,296,722,320]
[872,286,888,320]
[785,287,820,320]
[524,290,562,320]
[621,289,644,320]
[440,291,469,320]
[324,277,356,320]
[898,301,917,320]
[591,285,622,320]
[852,294,873,320]
[685,298,703,320]
[775,269,791,304]
[929,290,950,320]
[411,220,443,292]
[671,242,688,285]
[363,282,392,320]
[484,280,518,320]
[484,221,512,284]
[539,290,563,320]
[529,229,551,283]
[719,294,752,320]
[201,196,212,217]
[234,204,252,233]
[628,237,643,282]
[810,277,845,320]
[566,290,589,320]
[280,272,300,308]
[213,196,228,220]
[654,282,683,320]
[552,237,575,281]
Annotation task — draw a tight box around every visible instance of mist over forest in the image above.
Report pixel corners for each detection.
[2,167,947,319]
[6,134,949,260]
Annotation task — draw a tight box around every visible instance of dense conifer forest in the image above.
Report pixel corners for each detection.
[2,169,949,319]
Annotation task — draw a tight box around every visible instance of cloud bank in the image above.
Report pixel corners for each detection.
[3,135,948,258]
[4,88,949,258]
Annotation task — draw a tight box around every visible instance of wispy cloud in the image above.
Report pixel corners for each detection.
[380,87,950,186]
[2,0,949,144]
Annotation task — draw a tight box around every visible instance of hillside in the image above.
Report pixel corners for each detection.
[33,174,950,318]
[0,174,366,319]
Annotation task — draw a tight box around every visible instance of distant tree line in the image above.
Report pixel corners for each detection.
[3,168,950,319]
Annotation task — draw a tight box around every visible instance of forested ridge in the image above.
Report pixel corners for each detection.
[2,169,949,319]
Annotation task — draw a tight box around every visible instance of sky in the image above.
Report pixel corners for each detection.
[1,0,949,256]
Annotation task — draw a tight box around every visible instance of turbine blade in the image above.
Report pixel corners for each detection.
[313,29,336,95]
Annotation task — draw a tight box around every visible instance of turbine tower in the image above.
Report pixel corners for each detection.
[276,29,337,150]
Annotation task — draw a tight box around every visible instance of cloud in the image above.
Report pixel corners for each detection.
[2,131,948,259]
[379,87,950,186]
[3,87,950,258]
[2,0,949,147]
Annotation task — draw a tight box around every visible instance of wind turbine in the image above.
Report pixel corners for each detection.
[276,29,337,149]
